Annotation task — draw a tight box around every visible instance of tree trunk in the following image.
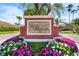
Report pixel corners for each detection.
[72,12,74,20]
[47,3,51,15]
[69,12,71,23]
[34,3,40,15]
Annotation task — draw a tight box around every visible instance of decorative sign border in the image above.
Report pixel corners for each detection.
[27,20,51,35]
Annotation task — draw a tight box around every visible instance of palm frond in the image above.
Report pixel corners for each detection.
[51,3,65,17]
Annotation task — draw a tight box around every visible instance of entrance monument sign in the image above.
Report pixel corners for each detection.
[20,16,59,39]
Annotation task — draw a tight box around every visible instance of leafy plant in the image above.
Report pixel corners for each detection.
[46,38,78,56]
[72,18,79,34]
[27,42,47,53]
[0,41,23,56]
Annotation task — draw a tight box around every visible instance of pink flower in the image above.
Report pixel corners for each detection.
[18,53,24,56]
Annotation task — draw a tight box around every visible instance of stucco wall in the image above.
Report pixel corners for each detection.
[20,25,59,39]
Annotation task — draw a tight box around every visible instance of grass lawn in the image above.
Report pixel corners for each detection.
[61,31,78,35]
[0,31,19,34]
[67,31,78,35]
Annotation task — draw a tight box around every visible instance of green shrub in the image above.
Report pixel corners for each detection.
[0,25,19,32]
[27,42,47,53]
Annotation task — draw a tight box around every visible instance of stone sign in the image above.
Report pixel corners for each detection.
[20,16,59,39]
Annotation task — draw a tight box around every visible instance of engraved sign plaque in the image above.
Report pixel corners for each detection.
[27,20,51,35]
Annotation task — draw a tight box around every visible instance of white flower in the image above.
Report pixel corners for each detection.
[64,44,68,47]
[9,44,13,46]
[3,46,5,49]
[46,45,48,47]
[52,48,55,50]
[74,53,78,56]
[60,46,62,49]
[54,41,58,43]
[7,48,10,51]
[3,51,6,53]
[57,45,59,48]
[67,51,69,54]
[12,47,17,51]
[48,41,51,44]
[52,46,55,49]
[59,51,62,53]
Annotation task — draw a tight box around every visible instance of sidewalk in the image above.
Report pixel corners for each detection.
[0,33,19,44]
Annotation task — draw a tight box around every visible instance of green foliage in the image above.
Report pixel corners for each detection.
[51,3,65,17]
[72,18,79,24]
[0,41,24,56]
[66,4,73,23]
[16,16,22,25]
[72,18,79,34]
[48,42,77,56]
[0,31,18,34]
[0,25,19,32]
[24,4,49,16]
[16,16,22,20]
[59,24,73,31]
[27,42,47,53]
[66,4,73,12]
[23,3,64,17]
[0,38,78,56]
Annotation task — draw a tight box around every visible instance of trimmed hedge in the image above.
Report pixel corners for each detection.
[0,25,19,31]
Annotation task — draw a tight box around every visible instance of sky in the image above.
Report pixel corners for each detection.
[0,3,79,24]
[0,3,23,24]
[61,3,79,23]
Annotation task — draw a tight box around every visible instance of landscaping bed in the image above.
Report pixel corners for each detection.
[0,36,79,56]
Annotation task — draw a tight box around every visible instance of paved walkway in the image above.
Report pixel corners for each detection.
[0,33,19,44]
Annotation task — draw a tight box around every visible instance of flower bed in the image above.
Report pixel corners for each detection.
[0,39,32,56]
[1,36,23,46]
[41,38,78,56]
[0,36,78,56]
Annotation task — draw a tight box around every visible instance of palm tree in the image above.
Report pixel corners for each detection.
[77,6,79,10]
[24,3,51,15]
[66,4,73,23]
[51,3,64,17]
[71,5,79,20]
[71,9,77,20]
[16,16,22,26]
[18,3,64,17]
[18,3,64,25]
[51,3,65,25]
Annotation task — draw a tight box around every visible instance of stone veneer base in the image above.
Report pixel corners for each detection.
[23,37,61,42]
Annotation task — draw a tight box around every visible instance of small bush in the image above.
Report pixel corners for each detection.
[0,25,19,32]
